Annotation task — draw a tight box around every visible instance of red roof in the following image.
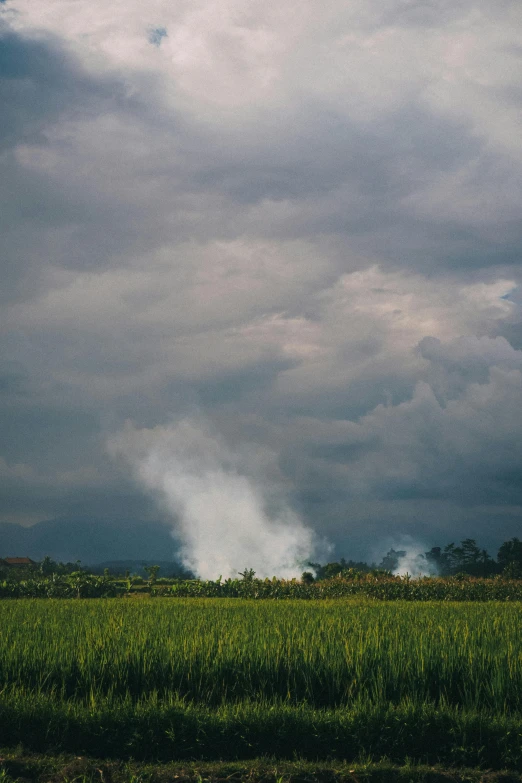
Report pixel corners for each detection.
[3,557,36,565]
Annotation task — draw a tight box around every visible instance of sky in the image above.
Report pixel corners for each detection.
[1,0,522,568]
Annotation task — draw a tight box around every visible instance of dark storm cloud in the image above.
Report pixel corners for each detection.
[272,334,522,559]
[0,28,141,304]
[0,32,82,148]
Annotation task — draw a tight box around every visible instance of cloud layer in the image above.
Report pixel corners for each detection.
[1,0,521,561]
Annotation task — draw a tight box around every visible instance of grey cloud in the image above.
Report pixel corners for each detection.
[296,363,522,507]
[0,28,143,302]
[0,2,521,559]
[419,335,522,399]
[190,101,482,206]
[0,477,157,525]
[499,321,522,350]
[0,29,133,153]
[0,31,82,147]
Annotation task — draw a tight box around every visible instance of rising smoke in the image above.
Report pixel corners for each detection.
[384,536,439,577]
[108,418,326,579]
[393,548,438,577]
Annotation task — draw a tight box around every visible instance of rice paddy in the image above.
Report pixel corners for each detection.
[1,598,521,767]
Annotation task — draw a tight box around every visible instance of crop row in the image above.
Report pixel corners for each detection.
[163,574,522,600]
[4,574,522,600]
[1,598,521,710]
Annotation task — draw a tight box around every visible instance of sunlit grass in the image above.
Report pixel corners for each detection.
[1,598,520,709]
[1,598,521,765]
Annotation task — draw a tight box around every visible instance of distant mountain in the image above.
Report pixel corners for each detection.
[0,518,181,565]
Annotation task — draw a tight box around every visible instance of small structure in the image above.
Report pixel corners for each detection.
[0,557,37,568]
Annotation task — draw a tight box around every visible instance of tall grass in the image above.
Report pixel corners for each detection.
[1,599,521,765]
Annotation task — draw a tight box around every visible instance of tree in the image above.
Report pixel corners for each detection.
[478,548,496,578]
[437,540,495,577]
[441,543,465,575]
[40,556,58,576]
[238,568,256,582]
[501,561,522,579]
[425,546,441,561]
[498,538,522,571]
[378,549,406,573]
[458,539,485,576]
[144,565,160,584]
[461,539,482,568]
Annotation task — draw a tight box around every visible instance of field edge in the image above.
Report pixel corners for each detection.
[1,751,521,783]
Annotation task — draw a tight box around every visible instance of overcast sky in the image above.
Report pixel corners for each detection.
[1,0,522,562]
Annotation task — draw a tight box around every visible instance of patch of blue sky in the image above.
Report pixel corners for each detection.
[147,27,167,47]
[500,285,518,301]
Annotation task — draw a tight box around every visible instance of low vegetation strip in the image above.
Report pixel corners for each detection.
[1,696,522,768]
[3,752,521,783]
[4,574,522,600]
[0,599,522,767]
[163,575,522,600]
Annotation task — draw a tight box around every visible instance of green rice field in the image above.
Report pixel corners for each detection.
[1,598,521,768]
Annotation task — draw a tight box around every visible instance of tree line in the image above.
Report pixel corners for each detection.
[1,537,522,585]
[309,537,522,580]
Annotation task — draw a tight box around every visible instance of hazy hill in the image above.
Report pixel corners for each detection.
[89,560,193,577]
[0,518,180,565]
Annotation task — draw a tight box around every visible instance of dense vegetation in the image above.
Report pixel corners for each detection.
[313,536,522,578]
[2,536,522,606]
[1,598,522,768]
[163,572,522,600]
[3,570,522,600]
[3,535,522,588]
[0,571,122,598]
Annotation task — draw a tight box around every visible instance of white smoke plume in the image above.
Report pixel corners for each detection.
[108,418,325,579]
[394,547,437,578]
[376,535,439,578]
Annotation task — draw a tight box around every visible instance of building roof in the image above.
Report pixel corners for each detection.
[2,557,36,565]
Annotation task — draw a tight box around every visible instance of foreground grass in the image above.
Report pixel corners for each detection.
[1,599,522,768]
[1,693,522,767]
[2,751,522,783]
